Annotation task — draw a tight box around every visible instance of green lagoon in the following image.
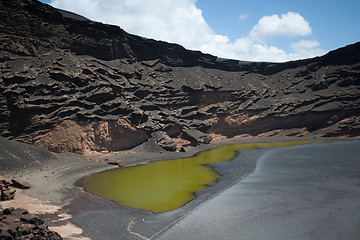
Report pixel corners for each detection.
[77,141,330,213]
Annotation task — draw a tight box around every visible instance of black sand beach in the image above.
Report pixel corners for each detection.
[1,138,359,239]
[156,141,360,240]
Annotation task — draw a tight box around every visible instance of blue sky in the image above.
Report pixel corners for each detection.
[196,0,360,52]
[39,0,359,62]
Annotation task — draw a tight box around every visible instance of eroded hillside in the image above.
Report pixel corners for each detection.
[1,0,360,154]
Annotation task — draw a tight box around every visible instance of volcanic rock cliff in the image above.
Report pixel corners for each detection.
[1,0,360,154]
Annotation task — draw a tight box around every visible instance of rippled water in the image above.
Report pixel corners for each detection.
[77,141,329,213]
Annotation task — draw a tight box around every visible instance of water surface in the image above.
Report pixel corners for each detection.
[77,141,329,213]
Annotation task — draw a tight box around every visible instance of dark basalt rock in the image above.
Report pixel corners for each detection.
[11,179,31,189]
[0,178,16,201]
[182,129,213,146]
[0,208,62,239]
[151,131,177,152]
[0,0,360,153]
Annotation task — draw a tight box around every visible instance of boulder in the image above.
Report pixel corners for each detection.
[182,129,212,146]
[103,159,124,167]
[11,179,31,189]
[0,187,16,201]
[0,179,16,201]
[151,131,177,152]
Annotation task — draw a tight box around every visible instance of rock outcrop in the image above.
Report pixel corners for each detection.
[0,0,360,153]
[30,119,147,154]
[0,177,16,201]
[0,208,62,239]
[0,176,31,201]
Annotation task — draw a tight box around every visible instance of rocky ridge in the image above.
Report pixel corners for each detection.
[1,0,360,154]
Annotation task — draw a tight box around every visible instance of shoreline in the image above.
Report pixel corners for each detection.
[155,141,360,240]
[0,136,354,239]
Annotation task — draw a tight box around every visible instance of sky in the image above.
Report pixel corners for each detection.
[38,0,360,62]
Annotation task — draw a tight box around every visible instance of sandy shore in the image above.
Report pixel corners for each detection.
[0,136,354,239]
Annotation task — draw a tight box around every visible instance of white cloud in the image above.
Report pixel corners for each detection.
[51,0,212,50]
[50,0,327,62]
[249,12,312,41]
[291,39,320,50]
[289,39,327,60]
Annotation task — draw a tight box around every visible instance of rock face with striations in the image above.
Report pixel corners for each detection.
[0,0,360,154]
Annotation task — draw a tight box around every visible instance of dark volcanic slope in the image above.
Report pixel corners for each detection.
[1,0,360,154]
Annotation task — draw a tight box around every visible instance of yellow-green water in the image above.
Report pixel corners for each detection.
[76,140,330,213]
